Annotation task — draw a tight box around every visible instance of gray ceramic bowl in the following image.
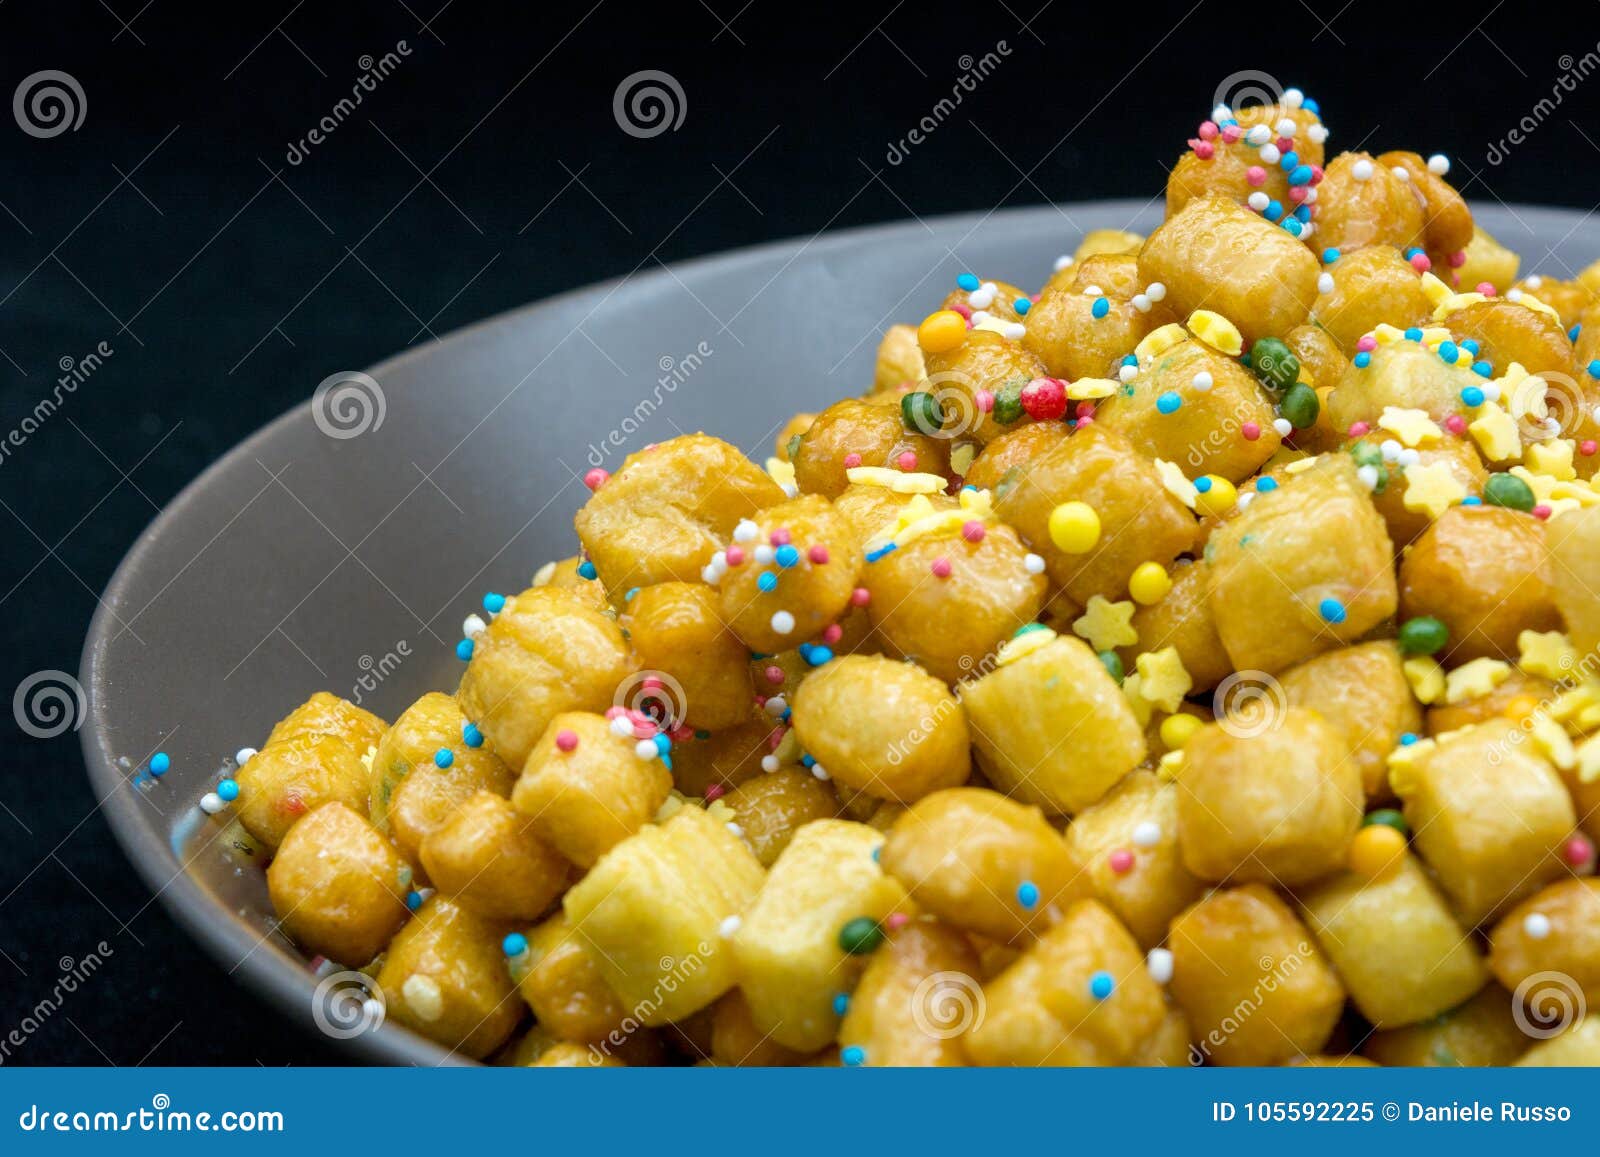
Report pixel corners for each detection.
[80,200,1597,1064]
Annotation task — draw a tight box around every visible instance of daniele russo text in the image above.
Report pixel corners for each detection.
[1409,1102,1571,1123]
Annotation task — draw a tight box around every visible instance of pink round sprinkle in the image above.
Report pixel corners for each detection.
[1198,120,1218,140]
[1288,185,1308,203]
[1410,253,1432,273]
[1241,421,1261,441]
[1246,165,1267,186]
[765,665,785,685]
[1582,440,1598,457]
[1275,135,1294,152]
[885,912,910,931]
[822,622,843,645]
[704,783,725,802]
[770,528,792,546]
[583,468,609,491]
[1221,124,1243,143]
[807,544,829,565]
[1309,165,1324,185]
[1109,849,1135,874]
[1533,504,1553,521]
[1444,414,1468,435]
[843,452,862,469]
[1565,835,1594,866]
[930,557,952,578]
[974,389,994,413]
[962,520,986,543]
[1356,334,1378,352]
[851,587,871,607]
[950,302,973,320]
[767,726,785,751]
[725,545,746,566]
[555,729,579,752]
[1476,281,1497,296]
[1074,414,1094,427]
[1192,140,1215,160]
[896,451,918,471]
[1348,422,1371,438]
[604,705,626,720]
[1449,250,1468,268]
[1076,401,1095,419]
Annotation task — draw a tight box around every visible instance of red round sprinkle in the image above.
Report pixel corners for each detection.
[1246,165,1266,187]
[1448,250,1467,268]
[1348,421,1371,437]
[808,544,830,564]
[962,520,986,543]
[555,729,579,752]
[1566,835,1594,867]
[1198,120,1218,140]
[974,389,995,413]
[821,622,843,645]
[770,528,792,546]
[1241,421,1261,441]
[950,302,973,320]
[1533,504,1553,521]
[1109,849,1135,874]
[1476,281,1497,296]
[765,665,785,685]
[885,912,910,931]
[725,545,746,566]
[1075,400,1095,419]
[1309,164,1324,185]
[1220,124,1242,143]
[896,451,918,471]
[583,468,610,491]
[931,557,952,578]
[850,587,871,607]
[843,452,862,469]
[1409,253,1432,273]
[704,783,725,802]
[1020,377,1068,422]
[1191,139,1215,160]
[1581,440,1597,457]
[1444,414,1468,435]
[1275,136,1294,152]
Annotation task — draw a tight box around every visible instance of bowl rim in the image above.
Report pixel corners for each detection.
[79,197,1579,1064]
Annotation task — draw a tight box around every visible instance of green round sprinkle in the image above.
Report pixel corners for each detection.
[1250,337,1300,391]
[901,390,945,435]
[1363,808,1409,836]
[1350,441,1383,469]
[992,379,1026,425]
[1398,615,1449,656]
[838,916,884,956]
[1097,650,1124,684]
[1280,381,1320,429]
[785,433,804,460]
[1013,622,1052,638]
[1483,472,1536,512]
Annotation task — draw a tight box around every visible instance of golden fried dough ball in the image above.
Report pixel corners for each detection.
[1311,246,1432,355]
[622,582,751,732]
[667,710,776,799]
[1279,642,1422,800]
[962,422,1069,492]
[419,790,568,922]
[1446,299,1573,378]
[456,586,636,769]
[1358,435,1487,548]
[836,918,983,1067]
[1547,506,1600,660]
[1488,879,1600,1011]
[1120,558,1230,693]
[792,399,950,498]
[1363,984,1528,1066]
[919,329,1050,447]
[266,801,408,966]
[872,324,926,394]
[574,434,786,594]
[1326,338,1485,430]
[1456,225,1521,295]
[721,768,839,867]
[718,494,862,653]
[790,654,971,803]
[512,909,630,1045]
[1312,151,1425,255]
[1023,256,1169,381]
[1284,322,1350,392]
[1378,150,1473,261]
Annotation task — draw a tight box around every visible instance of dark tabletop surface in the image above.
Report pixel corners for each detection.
[2,0,1596,1065]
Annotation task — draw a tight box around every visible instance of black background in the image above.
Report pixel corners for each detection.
[2,0,1598,1064]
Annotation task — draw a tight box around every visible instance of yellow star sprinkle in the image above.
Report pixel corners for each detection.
[1548,682,1600,729]
[1073,595,1138,652]
[1121,671,1153,727]
[765,456,798,497]
[1156,748,1186,781]
[1506,289,1563,323]
[1186,309,1243,356]
[1284,454,1323,475]
[1403,656,1447,705]
[1525,439,1578,482]
[1154,458,1198,509]
[1135,323,1187,361]
[1386,736,1437,798]
[1530,714,1577,771]
[1371,323,1408,345]
[1419,271,1454,309]
[1518,629,1577,681]
[1378,406,1443,448]
[1576,733,1600,785]
[845,466,948,493]
[1444,657,1514,705]
[950,442,976,478]
[994,626,1057,668]
[1067,377,1119,400]
[1402,461,1467,519]
[1468,401,1522,464]
[1134,647,1193,714]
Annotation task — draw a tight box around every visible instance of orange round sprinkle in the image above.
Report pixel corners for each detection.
[1503,694,1540,723]
[1348,823,1406,879]
[917,310,968,354]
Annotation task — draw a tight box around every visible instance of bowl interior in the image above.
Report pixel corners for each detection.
[80,200,1597,1063]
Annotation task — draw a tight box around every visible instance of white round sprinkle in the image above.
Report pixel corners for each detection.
[1300,221,1315,240]
[610,716,635,738]
[1246,124,1272,146]
[1427,153,1450,176]
[1307,123,1328,145]
[1391,165,1410,182]
[361,997,385,1024]
[1525,274,1544,289]
[1304,187,1318,204]
[1212,104,1233,123]
[770,610,795,635]
[1131,294,1152,313]
[1398,448,1421,468]
[701,564,722,584]
[635,739,659,760]
[760,754,780,773]
[234,747,258,766]
[969,282,998,309]
[1482,383,1502,402]
[1132,821,1162,848]
[1002,322,1026,341]
[1380,439,1403,462]
[810,763,831,782]
[1275,117,1298,137]
[463,613,488,639]
[1247,191,1270,212]
[1237,491,1255,511]
[1053,254,1074,272]
[764,695,788,717]
[1118,364,1138,384]
[1023,553,1046,575]
[1524,913,1552,939]
[725,822,745,838]
[1273,418,1293,437]
[1317,273,1335,295]
[1083,284,1103,297]
[1259,143,1281,165]
[753,544,776,565]
[1282,88,1304,109]
[733,520,758,544]
[970,310,992,326]
[719,915,742,939]
[1146,282,1166,302]
[1357,464,1380,490]
[1191,371,1213,393]
[200,792,226,815]
[1147,947,1174,985]
[1352,158,1374,180]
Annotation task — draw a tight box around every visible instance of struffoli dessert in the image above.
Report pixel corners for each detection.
[198,82,1600,1067]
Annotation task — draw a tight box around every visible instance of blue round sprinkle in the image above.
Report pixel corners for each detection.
[1122,354,1138,366]
[503,933,528,957]
[1462,495,1483,506]
[217,778,239,801]
[1303,97,1321,114]
[624,587,639,602]
[1017,881,1040,909]
[1588,360,1600,380]
[1091,297,1110,319]
[1460,386,1485,408]
[149,752,170,776]
[482,592,505,614]
[1014,296,1031,316]
[661,752,672,772]
[1438,341,1458,363]
[1257,477,1278,492]
[775,544,800,568]
[1288,164,1313,186]
[1279,151,1299,171]
[1156,391,1182,414]
[757,571,778,592]
[577,560,598,580]
[653,732,672,755]
[406,891,423,911]
[1570,325,1582,342]
[1264,200,1284,222]
[1318,597,1347,624]
[833,993,851,1017]
[1292,205,1311,223]
[805,646,834,667]
[462,722,484,748]
[1400,732,1418,747]
[1283,218,1303,237]
[1405,247,1424,260]
[456,638,475,661]
[1194,475,1213,493]
[1321,248,1340,265]
[1404,327,1424,341]
[1089,971,1115,1000]
[1460,339,1480,355]
[1472,361,1493,378]
[434,748,454,769]
[1353,351,1371,369]
[841,1045,865,1066]
[956,272,980,292]
[801,753,815,768]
